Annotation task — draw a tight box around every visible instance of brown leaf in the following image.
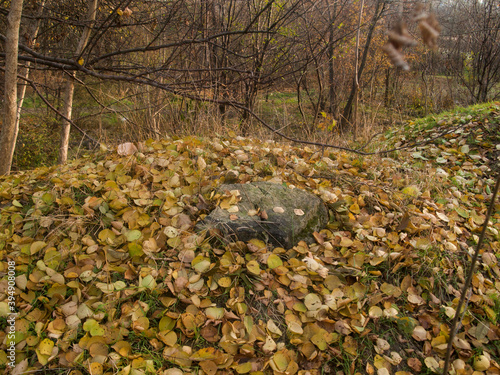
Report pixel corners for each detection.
[408,357,422,372]
[201,325,221,343]
[413,4,441,49]
[397,212,411,231]
[199,360,218,375]
[117,142,137,156]
[388,21,417,49]
[382,43,409,71]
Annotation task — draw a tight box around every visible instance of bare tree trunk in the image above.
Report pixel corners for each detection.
[384,67,391,107]
[340,0,384,132]
[16,1,45,123]
[327,26,337,116]
[0,0,24,175]
[327,1,339,117]
[352,0,365,138]
[59,0,98,164]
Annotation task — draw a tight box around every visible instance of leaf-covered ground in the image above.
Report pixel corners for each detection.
[0,102,499,375]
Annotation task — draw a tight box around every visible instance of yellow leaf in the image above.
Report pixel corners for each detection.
[112,341,132,357]
[311,332,327,350]
[270,352,289,372]
[304,293,322,311]
[247,238,266,251]
[140,274,157,290]
[349,203,360,214]
[374,354,390,370]
[235,361,252,374]
[30,241,46,255]
[401,185,421,198]
[267,319,283,336]
[159,316,175,332]
[442,306,456,318]
[205,307,225,320]
[38,338,54,356]
[217,277,232,287]
[89,362,103,375]
[35,350,49,366]
[133,316,150,332]
[340,237,353,247]
[78,57,84,65]
[424,357,440,372]
[368,306,383,318]
[287,320,303,335]
[89,342,108,358]
[343,335,358,356]
[292,302,307,312]
[412,326,428,341]
[473,355,490,372]
[197,156,207,170]
[158,330,177,346]
[246,260,261,275]
[199,360,217,375]
[484,305,496,322]
[0,302,10,317]
[267,254,283,269]
[191,347,217,360]
[192,256,211,273]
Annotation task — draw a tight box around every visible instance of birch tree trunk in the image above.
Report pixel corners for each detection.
[15,0,45,137]
[0,0,24,175]
[58,0,98,164]
[17,1,45,103]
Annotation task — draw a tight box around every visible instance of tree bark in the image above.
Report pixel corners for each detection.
[340,0,385,132]
[0,0,24,175]
[59,0,98,164]
[17,1,45,122]
[327,25,337,116]
[352,0,365,137]
[327,0,339,116]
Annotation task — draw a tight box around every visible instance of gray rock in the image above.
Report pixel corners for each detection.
[197,182,328,248]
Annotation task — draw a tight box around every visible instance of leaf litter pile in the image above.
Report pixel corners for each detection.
[0,102,499,375]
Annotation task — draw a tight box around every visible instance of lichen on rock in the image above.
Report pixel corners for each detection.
[197,182,329,248]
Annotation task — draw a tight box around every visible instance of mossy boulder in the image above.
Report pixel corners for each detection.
[198,182,328,248]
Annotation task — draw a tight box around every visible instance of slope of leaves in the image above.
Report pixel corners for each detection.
[0,103,499,375]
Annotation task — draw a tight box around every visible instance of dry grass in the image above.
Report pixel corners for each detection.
[14,73,470,171]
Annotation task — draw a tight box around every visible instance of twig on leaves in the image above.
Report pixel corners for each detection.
[442,174,500,375]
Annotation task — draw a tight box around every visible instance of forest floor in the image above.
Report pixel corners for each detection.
[0,102,499,375]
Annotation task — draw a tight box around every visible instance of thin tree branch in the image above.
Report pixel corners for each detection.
[8,70,101,145]
[442,173,500,375]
